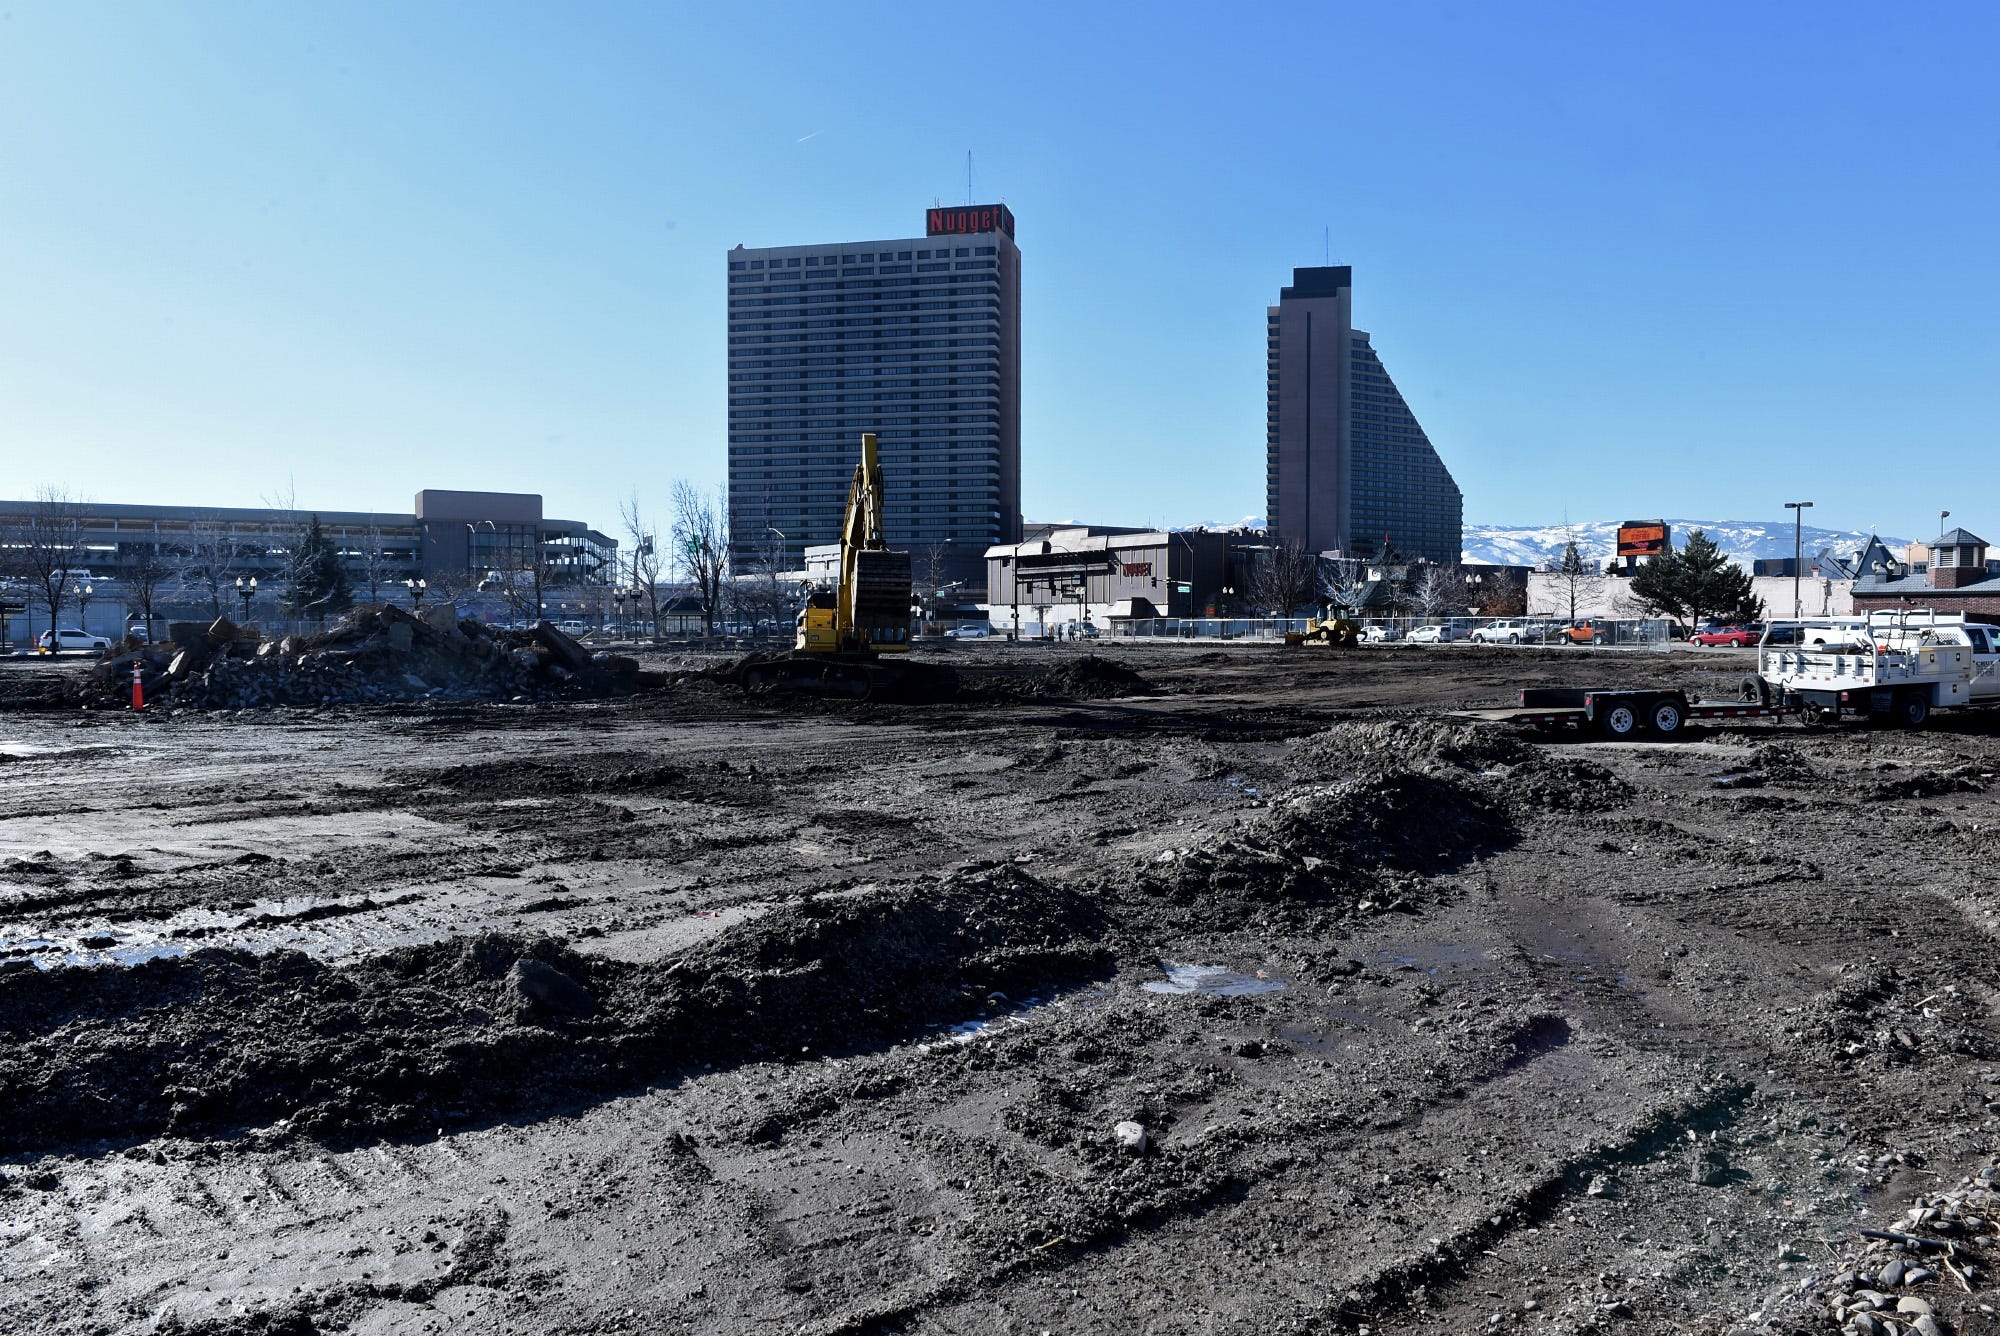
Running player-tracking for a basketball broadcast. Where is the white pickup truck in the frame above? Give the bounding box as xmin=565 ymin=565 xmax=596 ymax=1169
xmin=1753 ymin=611 xmax=2000 ymax=727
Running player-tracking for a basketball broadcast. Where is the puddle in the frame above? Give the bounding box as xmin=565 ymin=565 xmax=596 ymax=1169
xmin=0 ymin=932 xmax=193 ymax=970
xmin=1373 ymin=942 xmax=1497 ymax=975
xmin=1143 ymin=962 xmax=1286 ymax=997
xmin=918 ymin=987 xmax=1080 ymax=1050
xmin=1222 ymin=775 xmax=1264 ymax=799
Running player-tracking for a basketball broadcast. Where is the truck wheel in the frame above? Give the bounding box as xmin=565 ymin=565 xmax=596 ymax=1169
xmin=1897 ymin=690 xmax=1931 ymax=729
xmin=1507 ymin=634 xmax=1520 ymax=645
xmin=1647 ymin=698 xmax=1684 ymax=737
xmin=1598 ymin=703 xmax=1640 ymax=739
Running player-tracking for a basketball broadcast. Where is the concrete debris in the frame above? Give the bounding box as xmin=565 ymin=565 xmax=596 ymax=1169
xmin=84 ymin=606 xmax=662 ymax=710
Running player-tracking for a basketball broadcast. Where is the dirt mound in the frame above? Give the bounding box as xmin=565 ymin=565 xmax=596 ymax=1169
xmin=1867 ymin=765 xmax=1989 ymax=800
xmin=1288 ymin=717 xmax=1535 ymax=780
xmin=1290 ymin=719 xmax=1627 ymax=814
xmin=1131 ymin=770 xmax=1514 ymax=921
xmin=1787 ymin=963 xmax=2000 ymax=1072
xmin=991 ymin=655 xmax=1154 ymax=701
xmin=0 ymin=868 xmax=1109 ymax=1156
xmin=1500 ymin=754 xmax=1634 ymax=813
xmin=402 ymin=751 xmax=761 ymax=802
xmin=1745 ymin=742 xmax=1826 ymax=786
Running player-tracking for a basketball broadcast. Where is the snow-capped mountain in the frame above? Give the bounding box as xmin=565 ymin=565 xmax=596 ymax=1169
xmin=1462 ymin=519 xmax=1908 ymax=571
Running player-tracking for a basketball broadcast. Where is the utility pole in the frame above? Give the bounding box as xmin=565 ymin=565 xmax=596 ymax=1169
xmin=1785 ymin=501 xmax=1813 ymax=619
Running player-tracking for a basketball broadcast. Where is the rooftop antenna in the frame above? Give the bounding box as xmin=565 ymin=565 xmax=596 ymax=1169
xmin=1323 ymin=226 xmax=1330 ymax=265
xmin=967 ymin=150 xmax=974 ymax=204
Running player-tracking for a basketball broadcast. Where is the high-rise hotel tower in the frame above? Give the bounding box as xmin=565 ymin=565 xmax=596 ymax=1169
xmin=725 ymin=205 xmax=1022 ymax=572
xmin=1266 ymin=266 xmax=1461 ymax=563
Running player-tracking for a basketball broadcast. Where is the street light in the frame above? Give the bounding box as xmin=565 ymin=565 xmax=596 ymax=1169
xmin=234 ymin=575 xmax=257 ymax=623
xmin=405 ymin=578 xmax=427 ymax=610
xmin=1784 ymin=501 xmax=1813 ymax=620
xmin=77 ymin=582 xmax=93 ymax=637
xmin=613 ymin=589 xmax=627 ymax=638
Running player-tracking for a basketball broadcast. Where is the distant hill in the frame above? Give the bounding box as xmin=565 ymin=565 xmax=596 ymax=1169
xmin=1462 ymin=519 xmax=1907 ymax=571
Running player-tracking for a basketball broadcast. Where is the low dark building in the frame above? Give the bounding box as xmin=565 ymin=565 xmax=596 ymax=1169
xmin=1850 ymin=529 xmax=2000 ymax=618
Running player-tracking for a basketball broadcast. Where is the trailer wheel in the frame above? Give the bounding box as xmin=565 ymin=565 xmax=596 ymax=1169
xmin=1647 ymin=698 xmax=1684 ymax=738
xmin=1896 ymin=690 xmax=1931 ymax=730
xmin=1598 ymin=703 xmax=1640 ymax=739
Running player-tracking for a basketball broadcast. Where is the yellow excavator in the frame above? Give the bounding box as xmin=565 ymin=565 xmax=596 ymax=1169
xmin=736 ymin=433 xmax=954 ymax=700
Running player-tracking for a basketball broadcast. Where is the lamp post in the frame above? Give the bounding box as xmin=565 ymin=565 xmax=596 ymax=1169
xmin=405 ymin=577 xmax=426 ymax=611
xmin=613 ymin=590 xmax=627 ymax=639
xmin=234 ymin=575 xmax=256 ymax=623
xmin=631 ymin=586 xmax=647 ymax=641
xmin=77 ymin=582 xmax=93 ymax=637
xmin=1784 ymin=502 xmax=1813 ymax=620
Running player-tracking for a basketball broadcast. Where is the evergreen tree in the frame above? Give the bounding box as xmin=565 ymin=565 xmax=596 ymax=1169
xmin=1629 ymin=529 xmax=1762 ymax=628
xmin=285 ymin=515 xmax=354 ymax=623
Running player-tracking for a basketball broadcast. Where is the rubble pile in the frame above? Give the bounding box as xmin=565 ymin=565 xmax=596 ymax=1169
xmin=82 ymin=607 xmax=659 ymax=710
xmin=1772 ymin=1157 xmax=2000 ymax=1334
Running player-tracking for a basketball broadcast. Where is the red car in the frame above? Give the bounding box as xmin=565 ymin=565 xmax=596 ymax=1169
xmin=1689 ymin=624 xmax=1756 ymax=647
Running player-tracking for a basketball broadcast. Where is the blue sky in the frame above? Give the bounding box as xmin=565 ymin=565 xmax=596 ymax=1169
xmin=2 ymin=1 xmax=1995 ymax=545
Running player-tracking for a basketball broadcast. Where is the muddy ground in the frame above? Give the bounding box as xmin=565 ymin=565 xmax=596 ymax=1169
xmin=3 ymin=641 xmax=1999 ymax=1336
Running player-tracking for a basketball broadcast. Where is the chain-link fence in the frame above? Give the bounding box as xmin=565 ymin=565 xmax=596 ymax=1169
xmin=1106 ymin=615 xmax=1684 ymax=645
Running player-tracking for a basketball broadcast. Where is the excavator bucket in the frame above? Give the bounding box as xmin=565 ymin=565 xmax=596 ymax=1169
xmin=851 ymin=548 xmax=913 ymax=651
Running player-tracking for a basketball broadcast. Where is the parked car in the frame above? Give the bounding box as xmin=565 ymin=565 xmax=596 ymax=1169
xmin=37 ymin=628 xmax=113 ymax=653
xmin=1689 ymin=623 xmax=1756 ymax=647
xmin=1360 ymin=624 xmax=1400 ymax=643
xmin=1469 ymin=618 xmax=1534 ymax=644
xmin=944 ymin=624 xmax=992 ymax=639
xmin=1407 ymin=624 xmax=1454 ymax=644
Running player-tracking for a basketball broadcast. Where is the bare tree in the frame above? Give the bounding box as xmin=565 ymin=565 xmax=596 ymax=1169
xmin=15 ymin=487 xmax=87 ymax=647
xmin=670 ymin=481 xmax=727 ymax=636
xmin=357 ymin=527 xmax=393 ymax=606
xmin=1316 ymin=555 xmax=1365 ymax=614
xmin=1408 ymin=562 xmax=1467 ymax=622
xmin=180 ymin=517 xmax=238 ymax=620
xmin=1247 ymin=539 xmax=1319 ymax=618
xmin=1542 ymin=524 xmax=1606 ymax=623
xmin=124 ymin=538 xmax=174 ymax=641
xmin=619 ymin=493 xmax=663 ymax=640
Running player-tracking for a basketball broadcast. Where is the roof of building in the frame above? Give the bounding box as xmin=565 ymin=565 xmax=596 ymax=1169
xmin=1937 ymin=528 xmax=1989 ymax=548
xmin=986 ymin=530 xmax=1172 ymax=559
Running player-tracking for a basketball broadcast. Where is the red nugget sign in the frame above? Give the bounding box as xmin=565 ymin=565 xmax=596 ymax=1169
xmin=926 ymin=204 xmax=1015 ymax=239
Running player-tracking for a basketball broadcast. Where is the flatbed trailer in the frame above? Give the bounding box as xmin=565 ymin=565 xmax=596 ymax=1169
xmin=1454 ymin=686 xmax=1788 ymax=739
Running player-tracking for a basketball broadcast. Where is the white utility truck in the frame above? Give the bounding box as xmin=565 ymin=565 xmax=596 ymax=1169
xmin=1750 ymin=610 xmax=2000 ymax=727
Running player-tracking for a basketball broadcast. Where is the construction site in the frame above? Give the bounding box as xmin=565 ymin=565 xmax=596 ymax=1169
xmin=3 ymin=633 xmax=1999 ymax=1336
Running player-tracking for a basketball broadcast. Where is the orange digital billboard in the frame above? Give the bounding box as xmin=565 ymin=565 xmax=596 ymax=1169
xmin=1616 ymin=521 xmax=1670 ymax=558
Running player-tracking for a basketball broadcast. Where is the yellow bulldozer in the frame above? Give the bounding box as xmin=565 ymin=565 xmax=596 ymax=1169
xmin=1283 ymin=606 xmax=1361 ymax=650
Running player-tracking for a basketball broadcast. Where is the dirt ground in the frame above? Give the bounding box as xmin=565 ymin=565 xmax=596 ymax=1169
xmin=3 ymin=641 xmax=1999 ymax=1336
